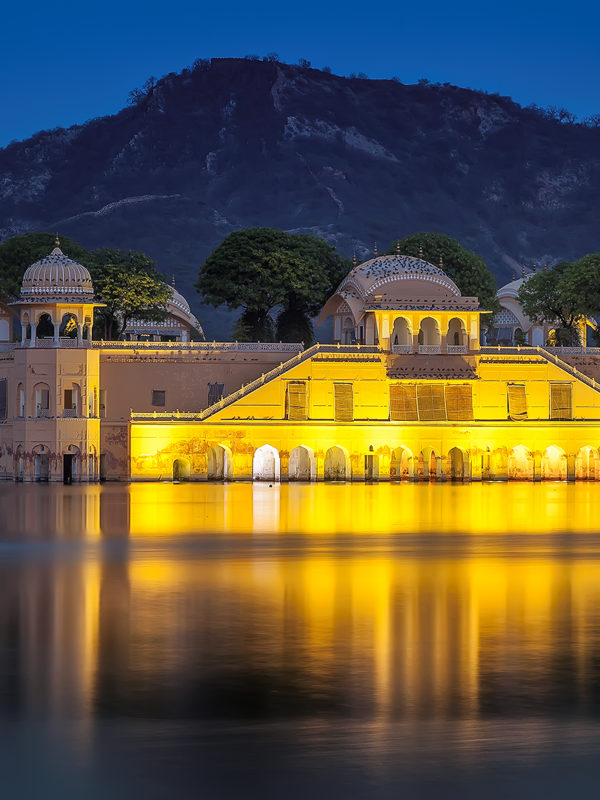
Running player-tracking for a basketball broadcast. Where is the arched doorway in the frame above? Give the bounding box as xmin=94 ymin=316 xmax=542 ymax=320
xmin=447 ymin=318 xmax=467 ymax=347
xmin=391 ymin=317 xmax=411 ymax=347
xmin=324 ymin=446 xmax=350 ymax=481
xmin=342 ymin=317 xmax=354 ymax=345
xmin=207 ymin=444 xmax=232 ymax=481
xmin=173 ymin=458 xmax=191 ymax=482
xmin=253 ymin=445 xmax=280 ymax=482
xmin=60 ymin=313 xmax=78 ymax=338
xmin=508 ymin=445 xmax=533 ymax=480
xmin=448 ymin=447 xmax=468 ymax=480
xmin=576 ymin=446 xmax=598 ymax=480
xmin=418 ymin=317 xmax=441 ymax=348
xmin=35 ymin=313 xmax=53 ymax=340
xmin=288 ymin=446 xmax=315 ymax=481
xmin=33 ymin=447 xmax=49 ymax=482
xmin=390 ymin=446 xmax=414 ymax=481
xmin=88 ymin=446 xmax=96 ymax=481
xmin=542 ymin=446 xmax=567 ymax=480
xmin=420 ymin=447 xmax=441 ymax=481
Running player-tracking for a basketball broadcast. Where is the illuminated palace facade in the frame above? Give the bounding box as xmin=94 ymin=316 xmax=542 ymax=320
xmin=3 ymin=245 xmax=600 ymax=483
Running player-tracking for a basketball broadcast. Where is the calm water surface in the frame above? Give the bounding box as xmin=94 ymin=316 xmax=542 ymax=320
xmin=1 ymin=481 xmax=600 ymax=798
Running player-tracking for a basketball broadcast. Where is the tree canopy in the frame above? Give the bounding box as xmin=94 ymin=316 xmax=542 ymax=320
xmin=518 ymin=255 xmax=600 ymax=345
xmin=0 ymin=233 xmax=171 ymax=340
xmin=196 ymin=228 xmax=349 ymax=343
xmin=385 ymin=232 xmax=499 ymax=317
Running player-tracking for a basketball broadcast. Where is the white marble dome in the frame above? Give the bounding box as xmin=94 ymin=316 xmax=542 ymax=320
xmin=20 ymin=246 xmax=95 ymax=302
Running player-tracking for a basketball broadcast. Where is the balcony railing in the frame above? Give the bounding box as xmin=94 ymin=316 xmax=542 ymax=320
xmin=447 ymin=345 xmax=467 ymax=354
xmin=35 ymin=408 xmax=50 ymax=418
xmin=63 ymin=408 xmax=78 ymax=418
xmin=391 ymin=344 xmax=413 ymax=354
xmin=418 ymin=344 xmax=441 ymax=355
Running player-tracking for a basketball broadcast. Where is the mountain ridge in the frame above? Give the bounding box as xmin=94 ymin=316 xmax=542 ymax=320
xmin=1 ymin=57 xmax=600 ymax=338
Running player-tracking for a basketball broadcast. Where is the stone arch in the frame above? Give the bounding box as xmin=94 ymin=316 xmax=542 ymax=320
xmin=447 ymin=317 xmax=467 ymax=347
xmin=172 ymin=457 xmax=191 ymax=482
xmin=342 ymin=316 xmax=354 ymax=345
xmin=14 ymin=446 xmax=25 ymax=481
xmin=391 ymin=317 xmax=412 ymax=346
xmin=63 ymin=382 xmax=81 ymax=416
xmin=365 ymin=314 xmax=377 ymax=345
xmin=575 ymin=446 xmax=599 ymax=480
xmin=448 ymin=446 xmax=469 ymax=480
xmin=88 ymin=387 xmax=96 ymax=417
xmin=64 ymin=444 xmax=81 ymax=483
xmin=420 ymin=446 xmax=442 ymax=481
xmin=253 ymin=445 xmax=280 ymax=482
xmin=542 ymin=446 xmax=567 ymax=481
xmin=0 ymin=318 xmax=9 ymax=342
xmin=508 ymin=445 xmax=534 ymax=480
xmin=88 ymin=445 xmax=97 ymax=481
xmin=60 ymin=312 xmax=78 ymax=338
xmin=288 ymin=445 xmax=316 ymax=481
xmin=207 ymin=444 xmax=233 ymax=481
xmin=418 ymin=317 xmax=440 ymax=346
xmin=35 ymin=312 xmax=53 ymax=339
xmin=33 ymin=382 xmax=51 ymax=418
xmin=33 ymin=444 xmax=50 ymax=482
xmin=324 ymin=445 xmax=351 ymax=481
xmin=390 ymin=446 xmax=414 ymax=481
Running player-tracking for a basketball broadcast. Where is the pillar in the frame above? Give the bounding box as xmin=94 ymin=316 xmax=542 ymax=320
xmin=28 ymin=321 xmax=36 ymax=347
xmin=77 ymin=324 xmax=83 ymax=346
xmin=53 ymin=321 xmax=60 ymax=347
xmin=567 ymin=454 xmax=576 ymax=482
xmin=533 ymin=453 xmax=541 ymax=482
xmin=21 ymin=322 xmax=27 ymax=346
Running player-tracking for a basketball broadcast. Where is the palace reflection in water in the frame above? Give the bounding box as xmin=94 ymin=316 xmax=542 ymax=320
xmin=2 ymin=482 xmax=600 ymax=796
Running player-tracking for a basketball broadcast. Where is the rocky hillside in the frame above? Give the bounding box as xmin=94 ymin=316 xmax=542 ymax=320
xmin=1 ymin=57 xmax=600 ymax=338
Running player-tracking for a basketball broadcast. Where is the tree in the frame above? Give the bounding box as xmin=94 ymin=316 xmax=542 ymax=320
xmin=86 ymin=249 xmax=171 ymax=339
xmin=385 ymin=232 xmax=499 ymax=318
xmin=0 ymin=232 xmax=89 ymax=302
xmin=196 ymin=228 xmax=349 ymax=343
xmin=517 ymin=261 xmax=584 ymax=345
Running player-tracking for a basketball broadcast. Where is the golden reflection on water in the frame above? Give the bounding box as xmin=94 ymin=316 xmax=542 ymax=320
xmin=1 ymin=481 xmax=600 ymax=734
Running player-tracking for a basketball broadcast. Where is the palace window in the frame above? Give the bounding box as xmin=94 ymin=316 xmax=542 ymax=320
xmin=390 ymin=384 xmax=418 ymax=421
xmin=286 ymin=382 xmax=307 ymax=421
xmin=0 ymin=379 xmax=6 ymax=420
xmin=550 ymin=383 xmax=572 ymax=420
xmin=445 ymin=385 xmax=474 ymax=421
xmin=334 ymin=383 xmax=353 ymax=421
xmin=417 ymin=384 xmax=446 ymax=421
xmin=99 ymin=389 xmax=106 ymax=419
xmin=507 ymin=384 xmax=527 ymax=420
xmin=152 ymin=390 xmax=166 ymax=407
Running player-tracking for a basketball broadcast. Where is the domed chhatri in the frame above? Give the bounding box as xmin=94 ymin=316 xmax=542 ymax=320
xmin=20 ymin=246 xmax=95 ymax=302
xmin=319 ymin=253 xmax=482 ymax=352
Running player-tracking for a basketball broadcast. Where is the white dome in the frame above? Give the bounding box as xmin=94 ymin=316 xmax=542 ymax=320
xmin=20 ymin=246 xmax=95 ymax=302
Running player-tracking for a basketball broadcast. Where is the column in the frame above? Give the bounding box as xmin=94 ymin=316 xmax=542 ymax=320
xmin=77 ymin=324 xmax=83 ymax=346
xmin=21 ymin=322 xmax=27 ymax=346
xmin=567 ymin=454 xmax=576 ymax=483
xmin=28 ymin=322 xmax=36 ymax=347
xmin=53 ymin=321 xmax=60 ymax=347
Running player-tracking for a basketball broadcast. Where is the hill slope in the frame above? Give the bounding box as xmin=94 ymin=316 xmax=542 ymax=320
xmin=1 ymin=57 xmax=600 ymax=337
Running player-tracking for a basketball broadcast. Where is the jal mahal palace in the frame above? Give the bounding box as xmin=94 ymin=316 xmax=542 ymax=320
xmin=2 ymin=243 xmax=600 ymax=484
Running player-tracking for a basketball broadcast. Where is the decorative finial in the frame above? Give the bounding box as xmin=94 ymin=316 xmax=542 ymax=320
xmin=55 ymin=233 xmax=60 ymax=247
xmin=395 ymin=240 xmax=401 ymax=256
xmin=352 ymin=252 xmax=357 ymax=268
xmin=532 ymin=262 xmax=537 ymax=273
xmin=439 ymin=254 xmax=444 ymax=270
xmin=512 ymin=269 xmax=516 ymax=281
xmin=418 ymin=243 xmax=423 ymax=259
xmin=373 ymin=242 xmax=378 ymax=258
xmin=171 ymin=274 xmax=176 ymax=288
xmin=521 ymin=264 xmax=525 ymax=278
xmin=544 ymin=263 xmax=548 ymax=271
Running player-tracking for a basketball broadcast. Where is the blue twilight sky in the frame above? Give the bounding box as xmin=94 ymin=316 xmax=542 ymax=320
xmin=1 ymin=0 xmax=599 ymax=147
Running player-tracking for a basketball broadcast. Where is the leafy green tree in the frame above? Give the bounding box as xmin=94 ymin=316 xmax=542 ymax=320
xmin=86 ymin=249 xmax=171 ymax=339
xmin=517 ymin=261 xmax=584 ymax=345
xmin=196 ymin=228 xmax=349 ymax=343
xmin=0 ymin=232 xmax=88 ymax=301
xmin=386 ymin=232 xmax=500 ymax=318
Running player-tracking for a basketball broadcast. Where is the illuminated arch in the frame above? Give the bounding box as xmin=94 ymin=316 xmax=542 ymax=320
xmin=253 ymin=445 xmax=280 ymax=482
xmin=390 ymin=446 xmax=414 ymax=481
xmin=448 ymin=446 xmax=469 ymax=480
xmin=324 ymin=445 xmax=351 ymax=481
xmin=541 ymin=446 xmax=567 ymax=481
xmin=420 ymin=446 xmax=442 ymax=481
xmin=576 ymin=446 xmax=599 ymax=481
xmin=288 ymin=445 xmax=316 ymax=481
xmin=391 ymin=317 xmax=412 ymax=346
xmin=508 ymin=445 xmax=534 ymax=481
xmin=172 ymin=457 xmax=191 ymax=482
xmin=207 ymin=444 xmax=233 ymax=481
xmin=418 ymin=317 xmax=440 ymax=346
xmin=447 ymin=317 xmax=467 ymax=347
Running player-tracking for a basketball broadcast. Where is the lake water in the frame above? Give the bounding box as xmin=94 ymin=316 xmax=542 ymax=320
xmin=1 ymin=481 xmax=600 ymax=798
